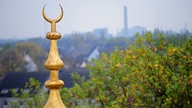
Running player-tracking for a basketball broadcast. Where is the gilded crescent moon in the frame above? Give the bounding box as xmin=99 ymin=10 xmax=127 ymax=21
xmin=42 ymin=4 xmax=63 ymax=23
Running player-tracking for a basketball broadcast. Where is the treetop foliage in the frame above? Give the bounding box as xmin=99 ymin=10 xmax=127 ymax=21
xmin=61 ymin=32 xmax=192 ymax=107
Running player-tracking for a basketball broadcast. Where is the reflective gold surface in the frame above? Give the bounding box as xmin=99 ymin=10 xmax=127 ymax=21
xmin=42 ymin=4 xmax=66 ymax=108
xmin=42 ymin=4 xmax=63 ymax=32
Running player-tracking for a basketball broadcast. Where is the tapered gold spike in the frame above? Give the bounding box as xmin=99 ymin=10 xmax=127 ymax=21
xmin=42 ymin=4 xmax=66 ymax=108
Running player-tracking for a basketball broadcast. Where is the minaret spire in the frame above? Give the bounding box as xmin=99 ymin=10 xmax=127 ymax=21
xmin=42 ymin=4 xmax=66 ymax=108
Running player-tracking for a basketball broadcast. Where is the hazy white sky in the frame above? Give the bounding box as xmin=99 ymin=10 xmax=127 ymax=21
xmin=0 ymin=0 xmax=192 ymax=39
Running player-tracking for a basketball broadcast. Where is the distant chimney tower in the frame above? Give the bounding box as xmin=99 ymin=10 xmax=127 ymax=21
xmin=124 ymin=6 xmax=128 ymax=37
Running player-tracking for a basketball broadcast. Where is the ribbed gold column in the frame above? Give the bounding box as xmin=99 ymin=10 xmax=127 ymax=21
xmin=42 ymin=4 xmax=66 ymax=108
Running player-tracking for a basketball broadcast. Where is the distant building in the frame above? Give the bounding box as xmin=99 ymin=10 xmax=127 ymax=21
xmin=74 ymin=46 xmax=100 ymax=68
xmin=87 ymin=47 xmax=100 ymax=62
xmin=24 ymin=54 xmax=38 ymax=72
xmin=92 ymin=28 xmax=111 ymax=39
xmin=117 ymin=6 xmax=129 ymax=37
xmin=117 ymin=6 xmax=146 ymax=37
xmin=123 ymin=6 xmax=128 ymax=37
xmin=127 ymin=26 xmax=146 ymax=36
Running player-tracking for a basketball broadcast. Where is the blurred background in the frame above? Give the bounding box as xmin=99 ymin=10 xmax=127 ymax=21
xmin=0 ymin=0 xmax=192 ymax=107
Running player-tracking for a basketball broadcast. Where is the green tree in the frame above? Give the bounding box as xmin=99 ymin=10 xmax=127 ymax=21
xmin=16 ymin=42 xmax=47 ymax=71
xmin=0 ymin=48 xmax=25 ymax=74
xmin=61 ymin=32 xmax=192 ymax=107
xmin=10 ymin=78 xmax=47 ymax=108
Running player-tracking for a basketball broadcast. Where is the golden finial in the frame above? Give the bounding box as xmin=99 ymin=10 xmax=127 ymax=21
xmin=42 ymin=4 xmax=63 ymax=32
xmin=42 ymin=4 xmax=66 ymax=108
